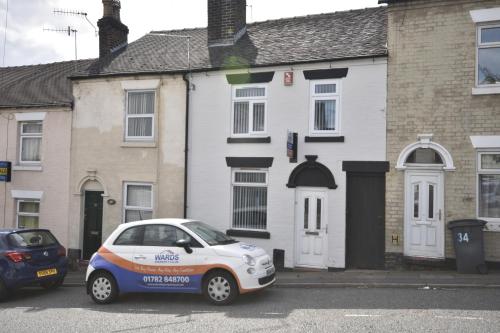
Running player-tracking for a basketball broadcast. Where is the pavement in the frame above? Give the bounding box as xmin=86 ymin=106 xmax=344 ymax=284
xmin=66 ymin=268 xmax=500 ymax=289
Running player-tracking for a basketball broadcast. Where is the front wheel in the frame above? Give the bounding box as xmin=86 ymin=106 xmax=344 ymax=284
xmin=89 ymin=272 xmax=118 ymax=304
xmin=203 ymin=270 xmax=238 ymax=305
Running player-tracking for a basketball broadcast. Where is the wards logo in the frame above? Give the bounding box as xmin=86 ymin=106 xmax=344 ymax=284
xmin=154 ymin=250 xmax=180 ymax=264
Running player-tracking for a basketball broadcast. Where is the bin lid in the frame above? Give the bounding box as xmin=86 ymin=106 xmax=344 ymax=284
xmin=447 ymin=219 xmax=487 ymax=229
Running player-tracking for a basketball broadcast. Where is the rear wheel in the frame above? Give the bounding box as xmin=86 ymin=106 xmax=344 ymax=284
xmin=203 ymin=270 xmax=238 ymax=305
xmin=89 ymin=272 xmax=118 ymax=304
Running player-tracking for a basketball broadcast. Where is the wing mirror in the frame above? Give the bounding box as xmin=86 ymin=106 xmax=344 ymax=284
xmin=175 ymin=239 xmax=193 ymax=254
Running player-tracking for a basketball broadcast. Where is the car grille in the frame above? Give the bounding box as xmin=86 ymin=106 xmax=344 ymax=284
xmin=258 ymin=273 xmax=275 ymax=285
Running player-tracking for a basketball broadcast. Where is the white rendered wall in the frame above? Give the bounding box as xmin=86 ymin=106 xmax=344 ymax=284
xmin=187 ymin=58 xmax=387 ymax=268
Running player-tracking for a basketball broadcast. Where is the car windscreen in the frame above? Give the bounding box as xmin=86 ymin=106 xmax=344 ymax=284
xmin=8 ymin=230 xmax=58 ymax=248
xmin=182 ymin=221 xmax=238 ymax=246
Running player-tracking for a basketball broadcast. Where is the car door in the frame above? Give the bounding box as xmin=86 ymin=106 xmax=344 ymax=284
xmin=103 ymin=225 xmax=144 ymax=292
xmin=134 ymin=224 xmax=207 ymax=293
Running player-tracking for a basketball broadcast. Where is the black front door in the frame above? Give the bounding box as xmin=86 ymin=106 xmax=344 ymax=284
xmin=346 ymin=172 xmax=385 ymax=269
xmin=83 ymin=191 xmax=104 ymax=260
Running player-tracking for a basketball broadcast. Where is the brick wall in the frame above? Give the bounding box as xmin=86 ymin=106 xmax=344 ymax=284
xmin=386 ymin=0 xmax=500 ymax=262
xmin=208 ymin=0 xmax=246 ymax=46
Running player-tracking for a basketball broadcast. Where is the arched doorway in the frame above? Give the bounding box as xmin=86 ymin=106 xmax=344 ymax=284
xmin=287 ymin=155 xmax=337 ymax=268
xmin=396 ymin=135 xmax=455 ymax=259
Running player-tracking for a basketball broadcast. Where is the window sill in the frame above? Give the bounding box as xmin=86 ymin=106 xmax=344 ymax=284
xmin=121 ymin=142 xmax=157 ymax=148
xmin=305 ymin=136 xmax=345 ymax=143
xmin=472 ymin=86 xmax=500 ymax=95
xmin=12 ymin=165 xmax=42 ymax=171
xmin=483 ymin=221 xmax=500 ymax=232
xmin=227 ymin=137 xmax=271 ymax=144
xmin=226 ymin=229 xmax=271 ymax=239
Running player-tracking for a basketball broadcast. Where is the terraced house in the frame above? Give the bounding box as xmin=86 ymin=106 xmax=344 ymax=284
xmin=381 ymin=0 xmax=500 ymax=268
xmin=66 ymin=0 xmax=389 ymax=269
xmin=0 ymin=59 xmax=93 ymax=247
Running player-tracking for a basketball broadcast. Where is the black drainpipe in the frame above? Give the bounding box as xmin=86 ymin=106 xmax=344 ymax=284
xmin=182 ymin=74 xmax=190 ymax=218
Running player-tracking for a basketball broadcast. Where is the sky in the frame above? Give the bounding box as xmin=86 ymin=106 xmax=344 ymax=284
xmin=0 ymin=0 xmax=382 ymax=67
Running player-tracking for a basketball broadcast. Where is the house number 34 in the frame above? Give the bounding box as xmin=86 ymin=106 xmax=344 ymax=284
xmin=457 ymin=232 xmax=470 ymax=243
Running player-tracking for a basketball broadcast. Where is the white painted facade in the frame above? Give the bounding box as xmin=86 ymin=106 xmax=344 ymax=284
xmin=187 ymin=58 xmax=387 ymax=269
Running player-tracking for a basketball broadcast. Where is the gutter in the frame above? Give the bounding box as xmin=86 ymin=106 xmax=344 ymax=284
xmin=69 ymin=54 xmax=388 ymax=81
xmin=182 ymin=74 xmax=190 ymax=218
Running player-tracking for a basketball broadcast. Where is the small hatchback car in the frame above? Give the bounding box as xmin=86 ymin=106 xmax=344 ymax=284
xmin=86 ymin=219 xmax=276 ymax=305
xmin=0 ymin=229 xmax=68 ymax=301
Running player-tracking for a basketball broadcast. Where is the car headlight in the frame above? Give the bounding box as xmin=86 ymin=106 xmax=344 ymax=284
xmin=243 ymin=254 xmax=256 ymax=266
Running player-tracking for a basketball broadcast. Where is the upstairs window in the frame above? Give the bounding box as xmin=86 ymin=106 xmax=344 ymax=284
xmin=477 ymin=25 xmax=500 ymax=86
xmin=19 ymin=122 xmax=42 ymax=164
xmin=125 ymin=91 xmax=155 ymax=141
xmin=309 ymin=80 xmax=340 ymax=136
xmin=231 ymin=170 xmax=268 ymax=230
xmin=232 ymin=85 xmax=267 ymax=136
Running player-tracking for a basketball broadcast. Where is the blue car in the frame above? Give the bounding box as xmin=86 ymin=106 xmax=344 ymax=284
xmin=0 ymin=229 xmax=68 ymax=301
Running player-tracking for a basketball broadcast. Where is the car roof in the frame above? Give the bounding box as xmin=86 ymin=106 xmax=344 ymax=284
xmin=116 ymin=218 xmax=197 ymax=230
xmin=0 ymin=228 xmax=52 ymax=235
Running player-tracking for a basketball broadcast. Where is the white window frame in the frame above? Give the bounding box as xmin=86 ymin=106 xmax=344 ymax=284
xmin=16 ymin=199 xmax=40 ymax=229
xmin=125 ymin=90 xmax=156 ymax=142
xmin=309 ymin=79 xmax=341 ymax=136
xmin=230 ymin=169 xmax=268 ymax=231
xmin=476 ymin=151 xmax=500 ymax=226
xmin=19 ymin=121 xmax=43 ymax=165
xmin=476 ymin=23 xmax=500 ymax=88
xmin=123 ymin=182 xmax=154 ymax=223
xmin=231 ymin=84 xmax=268 ymax=137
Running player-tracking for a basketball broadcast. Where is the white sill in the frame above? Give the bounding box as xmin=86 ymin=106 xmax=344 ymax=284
xmin=472 ymin=86 xmax=500 ymax=95
xmin=121 ymin=141 xmax=157 ymax=148
xmin=13 ymin=165 xmax=43 ymax=171
xmin=484 ymin=221 xmax=500 ymax=232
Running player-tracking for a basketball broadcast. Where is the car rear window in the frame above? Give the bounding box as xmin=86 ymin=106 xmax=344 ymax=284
xmin=8 ymin=230 xmax=58 ymax=248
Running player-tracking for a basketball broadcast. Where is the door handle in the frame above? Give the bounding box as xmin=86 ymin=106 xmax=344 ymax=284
xmin=134 ymin=255 xmax=146 ymax=260
xmin=439 ymin=209 xmax=442 ymax=221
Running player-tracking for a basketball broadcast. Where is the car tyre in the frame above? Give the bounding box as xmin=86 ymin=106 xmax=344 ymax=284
xmin=40 ymin=276 xmax=65 ymax=290
xmin=89 ymin=271 xmax=118 ymax=304
xmin=203 ymin=270 xmax=238 ymax=305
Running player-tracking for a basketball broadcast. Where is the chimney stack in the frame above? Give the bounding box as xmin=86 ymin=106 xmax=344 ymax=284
xmin=207 ymin=0 xmax=247 ymax=47
xmin=98 ymin=0 xmax=129 ymax=58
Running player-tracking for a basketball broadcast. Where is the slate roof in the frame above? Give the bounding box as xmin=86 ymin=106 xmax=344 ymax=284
xmin=76 ymin=6 xmax=387 ymax=79
xmin=0 ymin=59 xmax=94 ymax=108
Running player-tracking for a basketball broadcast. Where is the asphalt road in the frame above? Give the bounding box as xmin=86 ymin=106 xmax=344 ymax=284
xmin=0 ymin=286 xmax=499 ymax=333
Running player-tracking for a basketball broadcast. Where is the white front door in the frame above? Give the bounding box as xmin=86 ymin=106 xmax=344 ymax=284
xmin=295 ymin=189 xmax=328 ymax=268
xmin=404 ymin=170 xmax=445 ymax=259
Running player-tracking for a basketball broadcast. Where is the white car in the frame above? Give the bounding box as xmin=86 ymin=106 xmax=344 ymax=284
xmin=85 ymin=219 xmax=276 ymax=305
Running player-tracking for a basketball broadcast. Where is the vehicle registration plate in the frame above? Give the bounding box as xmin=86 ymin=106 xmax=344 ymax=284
xmin=266 ymin=267 xmax=275 ymax=276
xmin=37 ymin=268 xmax=57 ymax=278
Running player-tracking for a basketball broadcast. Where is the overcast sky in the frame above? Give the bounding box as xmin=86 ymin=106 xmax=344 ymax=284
xmin=0 ymin=0 xmax=382 ymax=67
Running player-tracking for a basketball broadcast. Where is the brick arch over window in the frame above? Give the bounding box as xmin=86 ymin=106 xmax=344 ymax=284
xmin=287 ymin=155 xmax=338 ymax=189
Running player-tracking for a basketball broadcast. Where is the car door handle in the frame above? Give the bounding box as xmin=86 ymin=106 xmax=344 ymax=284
xmin=134 ymin=255 xmax=146 ymax=260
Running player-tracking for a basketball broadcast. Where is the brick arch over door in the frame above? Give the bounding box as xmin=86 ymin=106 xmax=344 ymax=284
xmin=287 ymin=155 xmax=337 ymax=189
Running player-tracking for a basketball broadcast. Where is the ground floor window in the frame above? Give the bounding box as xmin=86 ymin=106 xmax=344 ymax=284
xmin=231 ymin=169 xmax=268 ymax=230
xmin=478 ymin=152 xmax=500 ymax=220
xmin=123 ymin=183 xmax=153 ymax=223
xmin=17 ymin=200 xmax=40 ymax=229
